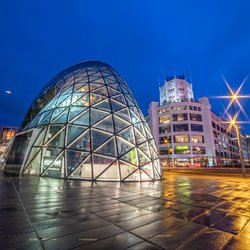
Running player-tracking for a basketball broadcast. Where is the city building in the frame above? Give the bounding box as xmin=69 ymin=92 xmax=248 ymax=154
xmin=147 ymin=75 xmax=249 ymax=168
xmin=3 ymin=61 xmax=161 ymax=181
xmin=0 ymin=126 xmax=18 ymax=161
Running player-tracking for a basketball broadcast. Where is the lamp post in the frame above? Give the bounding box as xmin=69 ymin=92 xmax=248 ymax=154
xmin=230 ymin=116 xmax=246 ymax=177
xmin=214 ymin=76 xmax=249 ymax=177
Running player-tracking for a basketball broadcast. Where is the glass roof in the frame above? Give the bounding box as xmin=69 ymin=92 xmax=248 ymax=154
xmin=22 ymin=61 xmax=161 ymax=181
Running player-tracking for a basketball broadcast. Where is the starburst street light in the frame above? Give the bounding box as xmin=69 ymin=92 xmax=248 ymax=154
xmin=213 ymin=76 xmax=250 ymax=119
xmin=215 ymin=76 xmax=250 ymax=178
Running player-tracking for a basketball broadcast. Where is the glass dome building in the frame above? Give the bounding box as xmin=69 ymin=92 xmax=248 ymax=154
xmin=14 ymin=61 xmax=161 ymax=181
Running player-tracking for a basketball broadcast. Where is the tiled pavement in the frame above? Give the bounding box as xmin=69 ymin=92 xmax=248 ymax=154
xmin=1 ymin=171 xmax=250 ymax=249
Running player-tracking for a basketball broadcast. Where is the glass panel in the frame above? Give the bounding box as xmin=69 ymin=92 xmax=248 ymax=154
xmin=70 ymin=156 xmax=92 ymax=179
xmin=105 ymin=77 xmax=116 ymax=84
xmin=141 ymin=166 xmax=153 ymax=181
xmin=44 ymin=125 xmax=63 ymax=144
xmin=117 ymin=137 xmax=134 ymax=156
xmin=93 ymin=154 xmax=115 ymax=179
xmin=68 ymin=131 xmax=90 ymax=151
xmin=69 ymin=106 xmax=87 ymax=121
xmin=51 ymin=107 xmax=67 ymax=122
xmin=117 ymin=126 xmax=135 ymax=145
xmin=113 ymin=115 xmax=130 ymax=133
xmin=43 ymin=98 xmax=57 ymax=112
xmin=134 ymin=128 xmax=147 ymax=145
xmin=111 ymin=100 xmax=125 ymax=112
xmin=47 ymin=129 xmax=65 ymax=148
xmin=90 ymin=94 xmax=106 ymax=105
xmin=121 ymin=85 xmax=129 ymax=94
xmin=66 ymin=150 xmax=88 ymax=174
xmin=67 ymin=125 xmax=87 ymax=145
xmin=42 ymin=148 xmax=63 ymax=171
xmin=34 ymin=128 xmax=47 ymax=146
xmin=53 ymin=108 xmax=69 ymax=124
xmin=91 ymin=129 xmax=112 ymax=150
xmin=93 ymin=116 xmax=114 ymax=133
xmin=60 ymin=86 xmax=73 ymax=95
xmin=121 ymin=148 xmax=138 ymax=165
xmin=23 ymin=150 xmax=41 ymax=175
xmin=119 ymin=160 xmax=135 ymax=180
xmin=91 ymin=109 xmax=110 ymax=125
xmin=43 ymin=154 xmax=64 ymax=178
xmin=96 ymin=161 xmax=119 ymax=180
xmin=39 ymin=111 xmax=53 ymax=125
xmin=115 ymin=108 xmax=130 ymax=120
xmin=25 ymin=147 xmax=41 ymax=167
xmin=108 ymin=87 xmax=120 ymax=96
xmin=56 ymin=94 xmax=71 ymax=106
xmin=111 ymin=94 xmax=126 ymax=105
xmin=138 ymin=149 xmax=151 ymax=165
xmin=72 ymin=93 xmax=89 ymax=107
xmin=108 ymin=83 xmax=121 ymax=91
xmin=95 ymin=138 xmax=117 ymax=157
xmin=139 ymin=141 xmax=150 ymax=157
xmin=93 ymin=99 xmax=111 ymax=112
xmin=74 ymin=83 xmax=89 ymax=93
xmin=72 ymin=111 xmax=89 ymax=126
xmin=92 ymin=86 xmax=108 ymax=96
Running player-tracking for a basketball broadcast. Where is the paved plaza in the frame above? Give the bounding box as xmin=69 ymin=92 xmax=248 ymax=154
xmin=0 ymin=170 xmax=250 ymax=250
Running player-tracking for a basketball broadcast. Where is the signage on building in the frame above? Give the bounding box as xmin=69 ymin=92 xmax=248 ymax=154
xmin=43 ymin=156 xmax=62 ymax=177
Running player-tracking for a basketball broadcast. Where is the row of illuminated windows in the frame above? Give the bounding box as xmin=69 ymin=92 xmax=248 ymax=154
xmin=213 ymin=131 xmax=238 ymax=147
xmin=159 ymin=135 xmax=204 ymax=144
xmin=159 ymin=146 xmax=206 ymax=155
xmin=159 ymin=123 xmax=203 ymax=132
xmin=158 ymin=105 xmax=201 ymax=114
xmin=159 ymin=113 xmax=202 ymax=123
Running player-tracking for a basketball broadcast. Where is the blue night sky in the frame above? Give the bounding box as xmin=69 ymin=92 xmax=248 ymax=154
xmin=0 ymin=0 xmax=250 ymax=131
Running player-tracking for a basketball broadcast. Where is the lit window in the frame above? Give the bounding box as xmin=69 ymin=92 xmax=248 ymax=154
xmin=174 ymin=135 xmax=189 ymax=143
xmin=190 ymin=114 xmax=202 ymax=121
xmin=159 ymin=115 xmax=171 ymax=124
xmin=173 ymin=113 xmax=188 ymax=121
xmin=191 ymin=135 xmax=204 ymax=143
xmin=193 ymin=146 xmax=206 ymax=154
xmin=174 ymin=145 xmax=190 ymax=154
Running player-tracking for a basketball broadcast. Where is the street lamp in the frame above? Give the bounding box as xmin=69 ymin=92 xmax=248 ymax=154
xmin=221 ymin=77 xmax=249 ymax=178
xmin=229 ymin=116 xmax=246 ymax=177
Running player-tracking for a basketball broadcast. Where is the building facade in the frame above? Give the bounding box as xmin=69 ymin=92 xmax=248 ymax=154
xmin=147 ymin=75 xmax=248 ymax=168
xmin=0 ymin=126 xmax=18 ymax=161
xmin=4 ymin=61 xmax=161 ymax=181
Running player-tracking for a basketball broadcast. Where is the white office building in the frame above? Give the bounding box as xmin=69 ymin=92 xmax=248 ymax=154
xmin=147 ymin=75 xmax=248 ymax=167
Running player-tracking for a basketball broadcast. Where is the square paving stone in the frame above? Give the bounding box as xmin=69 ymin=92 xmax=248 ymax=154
xmin=131 ymin=217 xmax=186 ymax=239
xmin=115 ymin=213 xmax=164 ymax=230
xmin=126 ymin=241 xmax=162 ymax=250
xmin=191 ymin=209 xmax=227 ymax=227
xmin=223 ymin=236 xmax=250 ymax=250
xmin=149 ymin=221 xmax=205 ymax=249
xmin=43 ymin=224 xmax=123 ymax=250
xmin=74 ymin=232 xmax=142 ymax=250
xmin=178 ymin=228 xmax=233 ymax=250
xmin=212 ymin=213 xmax=249 ymax=234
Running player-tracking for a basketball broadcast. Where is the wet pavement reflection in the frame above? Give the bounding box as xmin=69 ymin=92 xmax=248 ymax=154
xmin=0 ymin=170 xmax=250 ymax=249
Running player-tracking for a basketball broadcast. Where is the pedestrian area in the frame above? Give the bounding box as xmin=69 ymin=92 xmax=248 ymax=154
xmin=0 ymin=171 xmax=250 ymax=249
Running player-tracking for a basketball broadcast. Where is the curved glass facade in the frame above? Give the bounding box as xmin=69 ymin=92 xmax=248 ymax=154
xmin=21 ymin=61 xmax=161 ymax=181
